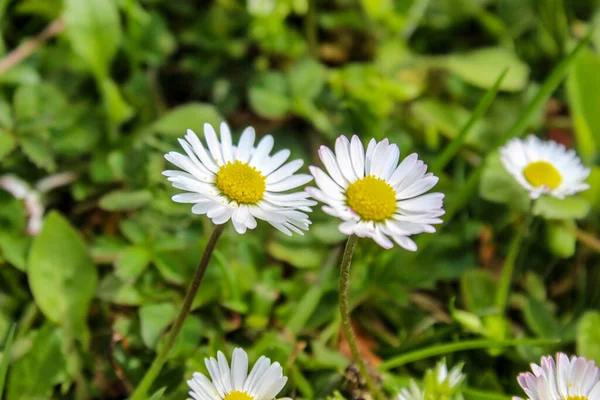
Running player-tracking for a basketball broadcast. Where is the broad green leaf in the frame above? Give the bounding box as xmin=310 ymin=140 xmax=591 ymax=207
xmin=152 ymin=103 xmax=223 ymax=136
xmin=115 ymin=246 xmax=151 ymax=282
xmin=522 ymin=298 xmax=558 ymax=338
xmin=0 ymin=130 xmax=15 ymax=159
xmin=248 ymin=72 xmax=291 ymax=119
xmin=267 ymin=241 xmax=325 ymax=269
xmin=20 ymin=136 xmax=56 ymax=172
xmin=287 ymin=58 xmax=326 ymax=100
xmin=6 ymin=325 xmax=66 ymax=400
xmin=577 ymin=311 xmax=600 ymax=362
xmin=444 ymin=47 xmax=530 ymax=92
xmin=532 ymin=195 xmax=591 ymax=220
xmin=479 ymin=152 xmax=531 ymax=211
xmin=546 ymin=221 xmax=576 ymax=258
xmin=139 ymin=302 xmax=176 ymax=349
xmin=63 ymin=0 xmax=122 ymax=77
xmin=96 ymin=275 xmax=144 ymax=306
xmin=99 ymin=189 xmax=152 ymax=211
xmin=460 ymin=270 xmax=496 ymax=313
xmin=27 ymin=212 xmax=98 ymax=336
xmin=0 ymin=324 xmax=16 ymax=397
xmin=566 ymin=48 xmax=600 ymax=163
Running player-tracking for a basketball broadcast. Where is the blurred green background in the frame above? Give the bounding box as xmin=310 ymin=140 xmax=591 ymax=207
xmin=0 ymin=0 xmax=599 ymax=399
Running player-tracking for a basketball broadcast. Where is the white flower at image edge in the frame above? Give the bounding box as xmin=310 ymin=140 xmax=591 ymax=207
xmin=187 ymin=348 xmax=291 ymax=400
xmin=514 ymin=353 xmax=600 ymax=400
xmin=396 ymin=381 xmax=424 ymax=400
xmin=500 ymin=135 xmax=590 ymax=199
xmin=307 ymin=135 xmax=445 ymax=250
xmin=163 ymin=123 xmax=316 ymax=235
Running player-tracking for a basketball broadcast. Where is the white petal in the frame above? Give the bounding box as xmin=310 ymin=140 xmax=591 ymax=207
xmin=204 ymin=123 xmax=224 ymax=166
xmin=267 ymin=174 xmax=312 ymax=192
xmin=350 ymin=135 xmax=365 ymax=179
xmin=250 ymin=135 xmax=274 ymax=168
xmin=260 ymin=149 xmax=290 ymax=175
xmin=219 ymin=122 xmax=234 ymax=164
xmin=335 ymin=136 xmax=358 ymax=182
xmin=318 ymin=145 xmax=347 ymax=187
xmin=236 ymin=127 xmax=256 ymax=163
xmin=266 ymin=159 xmax=304 ymax=184
xmin=186 ymin=129 xmax=219 ymax=173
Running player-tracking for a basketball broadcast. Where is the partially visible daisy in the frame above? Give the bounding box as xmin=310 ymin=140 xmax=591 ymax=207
xmin=500 ymin=135 xmax=590 ymax=199
xmin=397 ymin=381 xmax=423 ymax=400
xmin=306 ymin=135 xmax=444 ymax=250
xmin=187 ymin=348 xmax=291 ymax=400
xmin=396 ymin=360 xmax=465 ymax=400
xmin=514 ymin=353 xmax=600 ymax=400
xmin=163 ymin=122 xmax=316 ymax=235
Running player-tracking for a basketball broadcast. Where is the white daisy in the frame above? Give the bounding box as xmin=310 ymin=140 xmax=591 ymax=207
xmin=500 ymin=135 xmax=590 ymax=199
xmin=397 ymin=381 xmax=424 ymax=400
xmin=514 ymin=353 xmax=600 ymax=400
xmin=163 ymin=122 xmax=316 ymax=235
xmin=306 ymin=135 xmax=444 ymax=250
xmin=187 ymin=348 xmax=290 ymax=400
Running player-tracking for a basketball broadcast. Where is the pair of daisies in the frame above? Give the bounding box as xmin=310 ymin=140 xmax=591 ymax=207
xmin=187 ymin=348 xmax=600 ymax=400
xmin=164 ymin=122 xmax=590 ymax=251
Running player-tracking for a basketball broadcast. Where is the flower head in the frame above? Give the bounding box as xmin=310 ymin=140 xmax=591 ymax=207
xmin=307 ymin=135 xmax=444 ymax=250
xmin=187 ymin=348 xmax=290 ymax=400
xmin=500 ymin=135 xmax=590 ymax=199
xmin=514 ymin=353 xmax=600 ymax=400
xmin=163 ymin=123 xmax=316 ymax=235
xmin=396 ymin=359 xmax=465 ymax=400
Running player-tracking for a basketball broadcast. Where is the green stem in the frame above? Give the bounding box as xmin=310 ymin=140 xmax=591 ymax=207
xmin=305 ymin=0 xmax=318 ymax=58
xmin=495 ymin=218 xmax=529 ymax=313
xmin=379 ymin=338 xmax=559 ymax=371
xmin=339 ymin=235 xmax=385 ymax=400
xmin=130 ymin=224 xmax=225 ymax=400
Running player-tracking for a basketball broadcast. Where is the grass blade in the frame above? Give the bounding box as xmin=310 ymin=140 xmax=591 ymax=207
xmin=379 ymin=337 xmax=559 ymax=371
xmin=431 ymin=67 xmax=509 ymax=174
xmin=0 ymin=323 xmax=16 ymax=396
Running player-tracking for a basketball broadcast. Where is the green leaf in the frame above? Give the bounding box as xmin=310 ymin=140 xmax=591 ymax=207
xmin=98 ymin=78 xmax=135 ymax=125
xmin=444 ymin=47 xmax=530 ymax=92
xmin=287 ymin=58 xmax=326 ymax=100
xmin=566 ymin=47 xmax=600 ymax=163
xmin=99 ymin=189 xmax=152 ymax=211
xmin=27 ymin=212 xmax=98 ymax=336
xmin=0 ymin=130 xmax=16 ymax=159
xmin=152 ymin=102 xmax=224 ymax=136
xmin=248 ymin=72 xmax=291 ymax=119
xmin=479 ymin=152 xmax=531 ymax=211
xmin=545 ymin=221 xmax=576 ymax=258
xmin=267 ymin=241 xmax=325 ymax=269
xmin=532 ymin=195 xmax=591 ymax=220
xmin=581 ymin=166 xmax=600 ymax=206
xmin=577 ymin=311 xmax=600 ymax=362
xmin=20 ymin=136 xmax=56 ymax=172
xmin=460 ymin=270 xmax=496 ymax=313
xmin=148 ymin=388 xmax=166 ymax=400
xmin=139 ymin=302 xmax=176 ymax=349
xmin=63 ymin=0 xmax=122 ymax=77
xmin=522 ymin=298 xmax=558 ymax=338
xmin=0 ymin=324 xmax=16 ymax=397
xmin=96 ymin=275 xmax=144 ymax=306
xmin=115 ymin=246 xmax=151 ymax=283
xmin=6 ymin=325 xmax=66 ymax=400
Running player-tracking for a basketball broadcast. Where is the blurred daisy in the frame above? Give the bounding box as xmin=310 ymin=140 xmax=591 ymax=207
xmin=307 ymin=135 xmax=444 ymax=250
xmin=187 ymin=348 xmax=290 ymax=400
xmin=164 ymin=123 xmax=316 ymax=235
xmin=397 ymin=381 xmax=423 ymax=400
xmin=396 ymin=359 xmax=464 ymax=400
xmin=514 ymin=353 xmax=600 ymax=400
xmin=500 ymin=135 xmax=590 ymax=199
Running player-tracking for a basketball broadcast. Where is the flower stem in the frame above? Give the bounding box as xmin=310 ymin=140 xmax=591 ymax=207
xmin=339 ymin=235 xmax=385 ymax=400
xmin=495 ymin=217 xmax=529 ymax=313
xmin=130 ymin=223 xmax=225 ymax=400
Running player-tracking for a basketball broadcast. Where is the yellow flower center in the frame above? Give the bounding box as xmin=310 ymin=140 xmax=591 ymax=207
xmin=224 ymin=391 xmax=254 ymax=400
xmin=345 ymin=175 xmax=396 ymax=221
xmin=216 ymin=161 xmax=266 ymax=204
xmin=566 ymin=397 xmax=588 ymax=400
xmin=523 ymin=161 xmax=562 ymax=189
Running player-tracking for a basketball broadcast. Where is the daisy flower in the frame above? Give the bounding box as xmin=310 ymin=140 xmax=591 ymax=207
xmin=163 ymin=123 xmax=316 ymax=235
xmin=500 ymin=135 xmax=590 ymax=199
xmin=187 ymin=348 xmax=290 ymax=400
xmin=514 ymin=353 xmax=600 ymax=400
xmin=396 ymin=360 xmax=464 ymax=400
xmin=306 ymin=135 xmax=444 ymax=250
